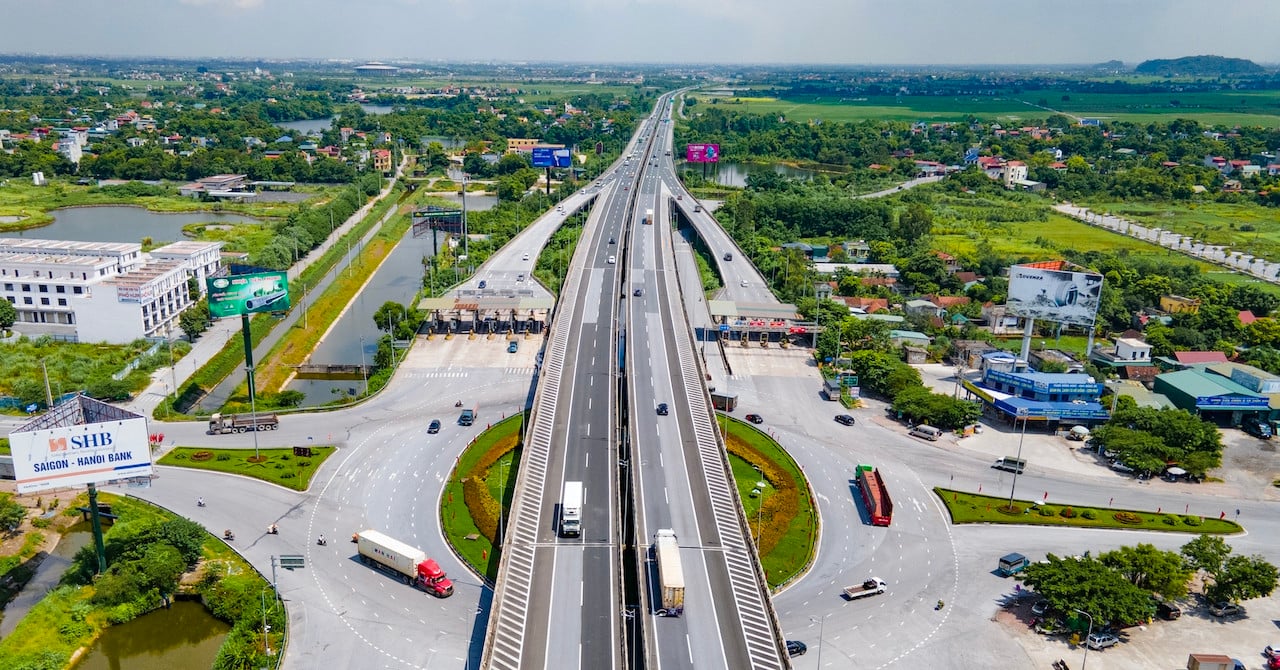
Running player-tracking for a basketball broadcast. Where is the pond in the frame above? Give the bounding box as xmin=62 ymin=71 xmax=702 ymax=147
xmin=73 ymin=600 xmax=232 ymax=670
xmin=275 ymin=104 xmax=394 ymax=135
xmin=0 ymin=206 xmax=260 ymax=245
xmin=698 ymin=161 xmax=826 ymax=188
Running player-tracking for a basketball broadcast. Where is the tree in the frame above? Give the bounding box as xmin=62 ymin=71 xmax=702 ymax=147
xmin=1098 ymin=543 xmax=1193 ymax=600
xmin=372 ymin=301 xmax=409 ymax=333
xmin=1088 ymin=426 xmax=1171 ymax=475
xmin=890 ymin=386 xmax=981 ymax=430
xmin=0 ymin=497 xmax=26 ymax=534
xmin=154 ymin=518 xmax=208 ymax=567
xmin=1210 ymin=554 xmax=1279 ymax=603
xmin=1180 ymin=534 xmax=1231 ymax=574
xmin=0 ymin=299 xmax=15 ymax=331
xmin=1021 ymin=554 xmax=1155 ymax=626
xmin=896 ymin=203 xmax=933 ymax=241
xmin=179 ymin=299 xmax=210 ymax=341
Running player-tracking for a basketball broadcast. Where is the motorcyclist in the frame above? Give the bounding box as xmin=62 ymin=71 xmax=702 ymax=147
xmin=197 ymin=497 xmax=205 ymax=507
xmin=317 ymin=534 xmax=327 ymax=546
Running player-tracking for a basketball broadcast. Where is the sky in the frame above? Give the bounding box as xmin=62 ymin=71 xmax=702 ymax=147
xmin=4 ymin=0 xmax=1280 ymax=66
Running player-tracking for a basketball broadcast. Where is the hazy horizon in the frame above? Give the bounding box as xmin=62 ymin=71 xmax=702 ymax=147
xmin=4 ymin=0 xmax=1279 ymax=66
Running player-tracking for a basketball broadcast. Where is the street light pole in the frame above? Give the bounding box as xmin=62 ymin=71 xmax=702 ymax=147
xmin=1073 ymin=608 xmax=1094 ymax=670
xmin=1008 ymin=408 xmax=1030 ymax=509
xmin=809 ymin=614 xmax=827 ymax=668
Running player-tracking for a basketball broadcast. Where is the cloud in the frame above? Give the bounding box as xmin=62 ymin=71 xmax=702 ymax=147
xmin=178 ymin=0 xmax=264 ymax=9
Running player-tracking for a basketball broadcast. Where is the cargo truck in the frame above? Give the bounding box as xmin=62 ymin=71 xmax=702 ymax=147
xmin=643 ymin=208 xmax=654 ymax=225
xmin=843 ymin=577 xmax=887 ymax=600
xmin=654 ymin=529 xmax=685 ymax=616
xmin=559 ymin=481 xmax=583 ymax=537
xmin=855 ymin=464 xmax=893 ymax=526
xmin=355 ymin=529 xmax=454 ymax=597
xmin=710 ymin=391 xmax=738 ymax=412
xmin=208 ymin=412 xmax=278 ymax=434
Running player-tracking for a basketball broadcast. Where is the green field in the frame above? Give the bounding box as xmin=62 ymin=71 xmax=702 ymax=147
xmin=936 ymin=488 xmax=1241 ymax=534
xmin=158 ymin=446 xmax=336 ymax=491
xmin=695 ymin=89 xmax=1280 ymax=126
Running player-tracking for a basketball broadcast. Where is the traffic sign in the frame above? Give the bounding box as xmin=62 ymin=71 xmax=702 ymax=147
xmin=719 ymin=324 xmax=730 ymax=332
xmin=280 ymin=555 xmax=305 ymax=569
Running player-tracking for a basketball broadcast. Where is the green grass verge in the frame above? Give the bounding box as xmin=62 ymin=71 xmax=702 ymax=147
xmin=157 ymin=446 xmax=336 ymax=491
xmin=719 ymin=415 xmax=818 ymax=589
xmin=441 ymin=414 xmax=523 ymax=581
xmin=934 ymin=488 xmax=1242 ymax=534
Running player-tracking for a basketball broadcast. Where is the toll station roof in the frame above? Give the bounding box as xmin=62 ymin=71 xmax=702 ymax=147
xmin=707 ymin=301 xmax=801 ymax=320
xmin=417 ymin=296 xmax=555 ymax=311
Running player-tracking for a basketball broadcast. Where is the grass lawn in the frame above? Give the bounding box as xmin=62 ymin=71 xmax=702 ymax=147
xmin=158 ymin=446 xmax=336 ymax=491
xmin=441 ymin=414 xmax=523 ymax=581
xmin=935 ymin=488 xmax=1241 ymax=534
xmin=719 ymin=415 xmax=818 ymax=589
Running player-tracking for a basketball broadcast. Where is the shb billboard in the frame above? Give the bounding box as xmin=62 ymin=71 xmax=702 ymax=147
xmin=9 ymin=418 xmax=152 ymax=493
xmin=531 ymin=146 xmax=572 ymax=168
xmin=1006 ymin=265 xmax=1104 ymax=327
xmin=686 ymin=143 xmax=720 ymax=163
xmin=207 ymin=271 xmax=290 ymax=318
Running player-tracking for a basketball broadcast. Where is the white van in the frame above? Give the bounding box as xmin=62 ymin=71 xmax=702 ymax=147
xmin=909 ymin=424 xmax=942 ymax=441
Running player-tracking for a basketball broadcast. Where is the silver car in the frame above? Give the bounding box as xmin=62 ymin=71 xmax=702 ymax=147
xmin=1085 ymin=632 xmax=1119 ymax=650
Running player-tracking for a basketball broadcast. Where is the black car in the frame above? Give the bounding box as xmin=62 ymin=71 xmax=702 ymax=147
xmin=609 ymin=237 xmax=616 ymax=244
xmin=427 ymin=419 xmax=441 ymax=434
xmin=656 ymin=403 xmax=669 ymax=416
xmin=634 ymin=287 xmax=645 ymax=297
xmin=835 ymin=414 xmax=856 ymax=426
xmin=745 ymin=413 xmax=764 ymax=424
xmin=1155 ymin=599 xmax=1182 ymax=620
xmin=785 ymin=640 xmax=807 ymax=657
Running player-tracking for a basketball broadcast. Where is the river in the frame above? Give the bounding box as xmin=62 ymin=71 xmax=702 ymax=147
xmin=275 ymin=104 xmax=394 ymax=135
xmin=700 ymin=161 xmax=825 ymax=188
xmin=73 ymin=600 xmax=232 ymax=670
xmin=0 ymin=206 xmax=260 ymax=245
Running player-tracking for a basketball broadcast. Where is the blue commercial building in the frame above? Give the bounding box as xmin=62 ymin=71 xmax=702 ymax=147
xmin=965 ymin=369 xmax=1110 ymax=427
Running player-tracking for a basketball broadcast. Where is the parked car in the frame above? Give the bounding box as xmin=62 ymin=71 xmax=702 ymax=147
xmin=1242 ymin=416 xmax=1273 ymax=439
xmin=1210 ymin=602 xmax=1243 ymax=617
xmin=1265 ymin=643 xmax=1280 ymax=659
xmin=656 ymin=403 xmax=669 ymax=416
xmin=1155 ymin=599 xmax=1182 ymax=620
xmin=785 ymin=640 xmax=807 ymax=657
xmin=1031 ymin=600 xmax=1051 ymax=616
xmin=427 ymin=419 xmax=441 ymax=434
xmin=507 ymin=341 xmax=519 ymax=353
xmin=1085 ymin=632 xmax=1119 ymax=650
xmin=745 ymin=414 xmax=764 ymax=424
xmin=1110 ymin=461 xmax=1135 ymax=474
xmin=834 ymin=414 xmax=856 ymax=426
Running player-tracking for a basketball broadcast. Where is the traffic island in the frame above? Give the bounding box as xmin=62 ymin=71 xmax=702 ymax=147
xmin=441 ymin=414 xmax=523 ymax=582
xmin=158 ymin=446 xmax=336 ymax=491
xmin=718 ymin=414 xmax=818 ymax=590
xmin=935 ymin=488 xmax=1242 ymax=534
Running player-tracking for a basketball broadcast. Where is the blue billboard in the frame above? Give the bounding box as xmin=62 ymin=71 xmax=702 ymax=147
xmin=531 ymin=146 xmax=572 ymax=168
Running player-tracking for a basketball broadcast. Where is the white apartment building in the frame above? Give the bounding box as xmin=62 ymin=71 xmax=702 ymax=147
xmin=0 ymin=238 xmax=216 ymax=343
xmin=150 ymin=241 xmax=223 ymax=296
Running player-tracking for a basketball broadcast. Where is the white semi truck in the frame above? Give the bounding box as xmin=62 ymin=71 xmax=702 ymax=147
xmin=559 ymin=481 xmax=583 ymax=537
xmin=654 ymin=528 xmax=685 ymax=616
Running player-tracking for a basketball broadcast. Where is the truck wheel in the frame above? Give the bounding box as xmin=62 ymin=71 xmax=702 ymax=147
xmin=270 ymin=424 xmax=278 ymax=430
xmin=236 ymin=427 xmax=246 ymax=434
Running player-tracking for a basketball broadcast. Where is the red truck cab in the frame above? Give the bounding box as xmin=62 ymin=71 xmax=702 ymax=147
xmin=417 ymin=558 xmax=454 ymax=597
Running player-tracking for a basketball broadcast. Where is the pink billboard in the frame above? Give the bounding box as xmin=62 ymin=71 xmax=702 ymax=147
xmin=685 ymin=143 xmax=720 ymax=163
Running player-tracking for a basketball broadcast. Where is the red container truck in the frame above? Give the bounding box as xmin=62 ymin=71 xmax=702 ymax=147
xmin=856 ymin=464 xmax=893 ymax=527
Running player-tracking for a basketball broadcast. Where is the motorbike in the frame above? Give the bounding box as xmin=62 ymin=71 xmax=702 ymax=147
xmin=267 ymin=525 xmax=278 ymax=535
xmin=223 ymin=530 xmax=235 ymax=541
xmin=317 ymin=536 xmax=327 ymax=546
xmin=455 ymin=400 xmax=463 ymax=407
xmin=196 ymin=499 xmax=206 ymax=507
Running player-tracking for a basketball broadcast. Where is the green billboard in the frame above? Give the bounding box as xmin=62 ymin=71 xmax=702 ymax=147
xmin=206 ymin=272 xmax=291 ymax=318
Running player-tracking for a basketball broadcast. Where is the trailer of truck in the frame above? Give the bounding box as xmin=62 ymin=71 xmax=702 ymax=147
xmin=843 ymin=577 xmax=887 ymax=600
xmin=855 ymin=464 xmax=894 ymax=526
xmin=559 ymin=481 xmax=583 ymax=537
xmin=207 ymin=412 xmax=278 ymax=434
xmin=654 ymin=529 xmax=685 ymax=616
xmin=355 ymin=529 xmax=454 ymax=597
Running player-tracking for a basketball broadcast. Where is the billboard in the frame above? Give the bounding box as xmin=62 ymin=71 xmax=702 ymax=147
xmin=411 ymin=207 xmax=464 ymax=236
xmin=1005 ymin=265 xmax=1103 ymax=327
xmin=9 ymin=418 xmax=152 ymax=493
xmin=207 ymin=271 xmax=290 ymax=318
xmin=686 ymin=143 xmax=720 ymax=163
xmin=531 ymin=146 xmax=572 ymax=168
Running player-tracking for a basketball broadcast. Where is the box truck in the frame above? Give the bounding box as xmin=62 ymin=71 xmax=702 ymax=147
xmin=655 ymin=529 xmax=685 ymax=616
xmin=355 ymin=529 xmax=454 ymax=597
xmin=559 ymin=481 xmax=583 ymax=537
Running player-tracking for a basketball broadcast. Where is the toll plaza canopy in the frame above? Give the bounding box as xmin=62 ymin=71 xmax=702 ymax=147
xmin=707 ymin=301 xmax=801 ymax=322
xmin=418 ymin=296 xmax=554 ymax=334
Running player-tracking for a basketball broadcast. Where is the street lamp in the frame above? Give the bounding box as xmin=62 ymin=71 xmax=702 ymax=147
xmin=1073 ymin=608 xmax=1094 ymax=670
xmin=1007 ymin=408 xmax=1030 ymax=510
xmin=809 ymin=614 xmax=827 ymax=668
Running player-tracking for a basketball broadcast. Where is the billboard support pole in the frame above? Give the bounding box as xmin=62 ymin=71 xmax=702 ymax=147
xmin=87 ymin=483 xmax=107 ymax=574
xmin=545 ymin=167 xmax=551 ymax=197
xmin=1019 ymin=319 xmax=1034 ymax=366
xmin=241 ymin=313 xmax=262 ymax=461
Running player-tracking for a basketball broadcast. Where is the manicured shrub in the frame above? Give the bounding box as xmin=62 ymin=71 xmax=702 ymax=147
xmin=1059 ymin=507 xmax=1076 ymax=518
xmin=1183 ymin=515 xmax=1202 ymax=526
xmin=1113 ymin=511 xmax=1142 ymax=525
xmin=1039 ymin=507 xmax=1055 ymax=517
xmin=1081 ymin=510 xmax=1097 ymax=520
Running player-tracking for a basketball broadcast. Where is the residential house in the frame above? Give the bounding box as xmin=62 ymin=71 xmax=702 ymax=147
xmin=1002 ymin=160 xmax=1028 ymax=187
xmin=1239 ymin=311 xmax=1258 ymax=326
xmin=905 ymin=299 xmax=944 ymax=318
xmin=506 ymin=138 xmax=541 ymax=154
xmin=1204 ymin=156 xmax=1230 ymax=174
xmin=125 ymin=137 xmax=147 ymax=148
xmin=838 ymin=296 xmax=890 ymax=313
xmin=889 ymin=329 xmax=932 ymax=347
xmin=933 ymin=251 xmax=961 ymax=274
xmin=372 ymin=148 xmax=393 ymax=173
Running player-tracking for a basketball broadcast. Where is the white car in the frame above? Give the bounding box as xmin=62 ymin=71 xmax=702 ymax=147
xmin=607 ymin=255 xmax=616 ymax=264
xmin=1085 ymin=632 xmax=1119 ymax=650
xmin=739 ymin=279 xmax=748 ymax=287
xmin=522 ymin=253 xmax=530 ymax=261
